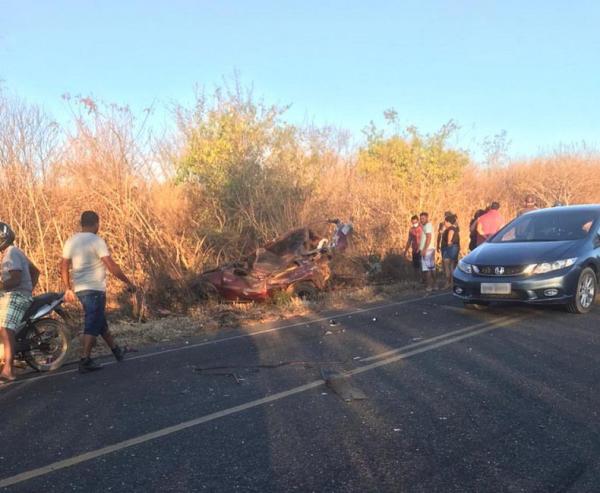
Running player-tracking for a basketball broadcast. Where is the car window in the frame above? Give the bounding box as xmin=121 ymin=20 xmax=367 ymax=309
xmin=493 ymin=210 xmax=598 ymax=243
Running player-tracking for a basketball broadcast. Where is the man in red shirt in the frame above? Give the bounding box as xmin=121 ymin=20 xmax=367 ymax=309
xmin=476 ymin=202 xmax=505 ymax=245
xmin=403 ymin=215 xmax=422 ymax=280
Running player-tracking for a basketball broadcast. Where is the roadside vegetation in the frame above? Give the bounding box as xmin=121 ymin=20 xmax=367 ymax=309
xmin=1 ymin=83 xmax=599 ymax=320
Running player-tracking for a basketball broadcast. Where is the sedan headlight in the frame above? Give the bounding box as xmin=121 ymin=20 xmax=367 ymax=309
xmin=457 ymin=259 xmax=473 ymax=274
xmin=523 ymin=258 xmax=577 ymax=275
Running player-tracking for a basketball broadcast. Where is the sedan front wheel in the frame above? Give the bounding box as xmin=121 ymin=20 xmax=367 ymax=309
xmin=566 ymin=267 xmax=597 ymax=314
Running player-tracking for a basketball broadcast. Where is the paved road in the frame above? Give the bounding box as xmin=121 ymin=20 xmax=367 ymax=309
xmin=1 ymin=293 xmax=600 ymax=492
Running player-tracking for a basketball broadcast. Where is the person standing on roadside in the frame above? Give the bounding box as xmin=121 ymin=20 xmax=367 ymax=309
xmin=469 ymin=209 xmax=486 ymax=251
xmin=437 ymin=211 xmax=452 ymax=253
xmin=403 ymin=215 xmax=422 ymax=280
xmin=419 ymin=212 xmax=435 ymax=292
xmin=517 ymin=195 xmax=538 ymax=216
xmin=61 ymin=211 xmax=136 ymax=373
xmin=0 ymin=223 xmax=39 ymax=383
xmin=441 ymin=214 xmax=460 ymax=289
xmin=476 ymin=202 xmax=505 ymax=246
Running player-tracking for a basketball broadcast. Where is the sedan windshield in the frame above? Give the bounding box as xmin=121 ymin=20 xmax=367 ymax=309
xmin=492 ymin=210 xmax=597 ymax=243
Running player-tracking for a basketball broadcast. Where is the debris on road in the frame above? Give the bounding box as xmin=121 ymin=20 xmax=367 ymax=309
xmin=323 ymin=327 xmax=346 ymax=336
xmin=320 ymin=368 xmax=367 ymax=402
xmin=193 ymin=368 xmax=243 ymax=384
xmin=194 ymin=360 xmax=346 ymax=373
xmin=329 ymin=319 xmax=339 ymax=326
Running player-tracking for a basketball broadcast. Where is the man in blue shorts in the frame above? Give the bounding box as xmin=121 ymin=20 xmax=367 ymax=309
xmin=61 ymin=211 xmax=136 ymax=373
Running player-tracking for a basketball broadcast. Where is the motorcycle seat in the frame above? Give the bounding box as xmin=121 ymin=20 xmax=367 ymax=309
xmin=21 ymin=292 xmax=64 ymax=321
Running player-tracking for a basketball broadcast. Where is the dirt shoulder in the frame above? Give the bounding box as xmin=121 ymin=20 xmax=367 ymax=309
xmin=80 ymin=281 xmax=428 ymax=356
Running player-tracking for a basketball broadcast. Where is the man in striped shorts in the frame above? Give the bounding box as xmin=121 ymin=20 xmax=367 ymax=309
xmin=0 ymin=223 xmax=39 ymax=383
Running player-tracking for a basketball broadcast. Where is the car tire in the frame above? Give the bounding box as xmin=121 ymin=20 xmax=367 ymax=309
xmin=289 ymin=282 xmax=318 ymax=300
xmin=566 ymin=267 xmax=597 ymax=314
xmin=464 ymin=302 xmax=490 ymax=311
xmin=195 ymin=281 xmax=221 ymax=303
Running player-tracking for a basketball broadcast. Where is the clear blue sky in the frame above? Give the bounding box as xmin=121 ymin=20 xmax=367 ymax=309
xmin=1 ymin=0 xmax=599 ymax=159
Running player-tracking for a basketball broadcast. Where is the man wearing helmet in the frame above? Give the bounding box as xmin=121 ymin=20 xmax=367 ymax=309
xmin=0 ymin=223 xmax=40 ymax=382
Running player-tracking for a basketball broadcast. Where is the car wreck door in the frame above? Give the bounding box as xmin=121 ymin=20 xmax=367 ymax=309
xmin=221 ymin=270 xmax=268 ymax=301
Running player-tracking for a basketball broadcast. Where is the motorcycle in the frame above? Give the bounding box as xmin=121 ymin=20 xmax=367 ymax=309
xmin=1 ymin=292 xmax=71 ymax=372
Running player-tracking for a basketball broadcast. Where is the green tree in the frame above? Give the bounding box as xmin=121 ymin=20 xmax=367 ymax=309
xmin=357 ymin=115 xmax=470 ymax=210
xmin=174 ymin=84 xmax=327 ymax=256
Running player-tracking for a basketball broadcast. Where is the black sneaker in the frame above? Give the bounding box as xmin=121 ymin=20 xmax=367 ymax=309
xmin=112 ymin=346 xmax=126 ymax=362
xmin=79 ymin=357 xmax=103 ymax=373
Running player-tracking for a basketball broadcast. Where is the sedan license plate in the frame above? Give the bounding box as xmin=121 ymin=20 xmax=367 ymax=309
xmin=480 ymin=283 xmax=511 ymax=295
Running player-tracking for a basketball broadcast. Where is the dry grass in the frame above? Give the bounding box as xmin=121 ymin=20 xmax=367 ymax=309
xmin=74 ymin=280 xmax=422 ymax=355
xmin=2 ymin=89 xmax=600 ymax=328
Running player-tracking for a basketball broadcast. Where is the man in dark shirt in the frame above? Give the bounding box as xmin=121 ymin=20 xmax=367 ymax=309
xmin=403 ymin=215 xmax=422 ymax=280
xmin=437 ymin=211 xmax=452 ymax=252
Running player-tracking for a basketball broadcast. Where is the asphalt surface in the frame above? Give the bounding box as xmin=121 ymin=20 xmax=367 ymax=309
xmin=1 ymin=292 xmax=600 ymax=492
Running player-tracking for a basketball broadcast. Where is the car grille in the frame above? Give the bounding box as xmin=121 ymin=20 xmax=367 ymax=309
xmin=474 ymin=265 xmax=526 ymax=276
xmin=480 ymin=291 xmax=523 ymax=300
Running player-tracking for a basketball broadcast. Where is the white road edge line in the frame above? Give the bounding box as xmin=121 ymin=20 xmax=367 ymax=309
xmin=352 ymin=317 xmax=521 ymax=375
xmin=359 ymin=315 xmax=515 ymax=363
xmin=6 ymin=292 xmax=449 ymax=387
xmin=0 ymin=314 xmax=523 ymax=489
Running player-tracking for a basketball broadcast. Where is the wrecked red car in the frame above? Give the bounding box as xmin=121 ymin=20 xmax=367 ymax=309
xmin=196 ymin=220 xmax=352 ymax=302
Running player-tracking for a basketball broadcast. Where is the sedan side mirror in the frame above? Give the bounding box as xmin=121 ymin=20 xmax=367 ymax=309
xmin=595 ymin=232 xmax=600 ymax=248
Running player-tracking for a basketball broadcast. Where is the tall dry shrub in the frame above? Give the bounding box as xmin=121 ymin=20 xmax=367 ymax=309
xmin=54 ymin=97 xmax=211 ymax=305
xmin=170 ymin=85 xmax=339 ymax=263
xmin=0 ymin=92 xmax=204 ymax=307
xmin=0 ymin=91 xmax=61 ymax=291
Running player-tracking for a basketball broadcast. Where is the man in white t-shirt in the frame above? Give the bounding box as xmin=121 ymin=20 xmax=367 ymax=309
xmin=61 ymin=211 xmax=136 ymax=373
xmin=0 ymin=223 xmax=39 ymax=382
xmin=419 ymin=212 xmax=436 ymax=292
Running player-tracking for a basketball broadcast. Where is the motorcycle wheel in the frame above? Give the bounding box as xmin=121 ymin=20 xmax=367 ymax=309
xmin=24 ymin=318 xmax=70 ymax=372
